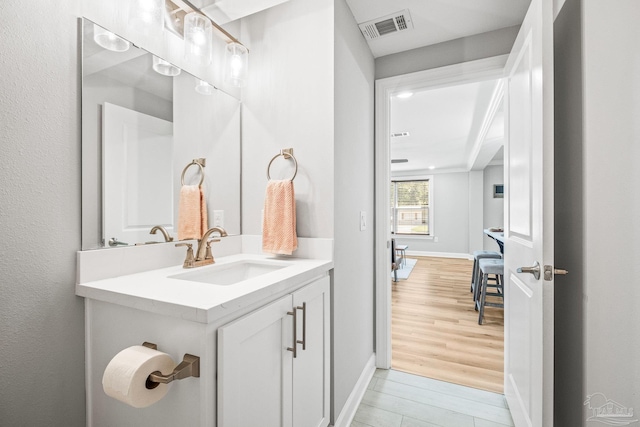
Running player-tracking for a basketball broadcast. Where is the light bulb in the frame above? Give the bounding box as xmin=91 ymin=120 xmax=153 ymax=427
xmin=192 ymin=28 xmax=206 ymax=46
xmin=230 ymin=54 xmax=243 ymax=76
xmin=128 ymin=0 xmax=164 ymax=37
xmin=184 ymin=12 xmax=213 ymax=66
xmin=225 ymin=42 xmax=248 ymax=87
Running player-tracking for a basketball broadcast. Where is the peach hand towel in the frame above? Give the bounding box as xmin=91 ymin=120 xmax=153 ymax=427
xmin=262 ymin=180 xmax=298 ymax=255
xmin=177 ymin=185 xmax=208 ymax=240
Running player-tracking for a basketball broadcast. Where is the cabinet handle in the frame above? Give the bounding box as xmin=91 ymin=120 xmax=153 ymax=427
xmin=296 ymin=303 xmax=306 ymax=351
xmin=287 ymin=311 xmax=297 ymax=358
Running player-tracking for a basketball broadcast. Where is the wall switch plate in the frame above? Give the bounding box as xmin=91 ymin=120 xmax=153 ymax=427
xmin=360 ymin=211 xmax=367 ymax=231
xmin=434 ymin=236 xmax=439 ymax=243
xmin=213 ymin=210 xmax=224 ymax=228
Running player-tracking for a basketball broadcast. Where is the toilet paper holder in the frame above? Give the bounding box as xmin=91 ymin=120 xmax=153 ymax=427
xmin=142 ymin=342 xmax=200 ymax=388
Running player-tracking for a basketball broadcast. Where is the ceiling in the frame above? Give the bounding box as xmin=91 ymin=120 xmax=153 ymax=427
xmin=344 ymin=0 xmax=530 ymax=58
xmin=390 ymin=81 xmax=504 ymax=174
xmin=344 ymin=0 xmax=529 ymax=175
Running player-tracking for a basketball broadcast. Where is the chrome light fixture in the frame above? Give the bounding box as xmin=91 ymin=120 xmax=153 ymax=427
xmin=129 ymin=0 xmax=165 ymax=37
xmin=225 ymin=42 xmax=248 ymax=87
xmin=153 ymin=55 xmax=181 ymax=76
xmin=93 ymin=24 xmax=130 ymax=52
xmin=195 ymin=78 xmax=215 ymax=95
xmin=184 ymin=12 xmax=213 ymax=66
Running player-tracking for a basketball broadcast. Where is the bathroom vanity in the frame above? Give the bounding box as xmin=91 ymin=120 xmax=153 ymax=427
xmin=77 ymin=237 xmax=333 ymax=427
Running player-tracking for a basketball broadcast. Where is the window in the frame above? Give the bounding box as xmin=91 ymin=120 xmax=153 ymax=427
xmin=390 ymin=179 xmax=431 ymax=235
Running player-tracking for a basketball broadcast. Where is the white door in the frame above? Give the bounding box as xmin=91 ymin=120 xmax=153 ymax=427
xmin=503 ymin=0 xmax=555 ymax=425
xmin=102 ymin=102 xmax=174 ymax=246
xmin=218 ymin=295 xmax=294 ymax=427
xmin=292 ymin=277 xmax=330 ymax=427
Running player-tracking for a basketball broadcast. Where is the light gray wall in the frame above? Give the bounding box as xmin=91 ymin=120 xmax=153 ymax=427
xmin=582 ymin=0 xmax=640 ymax=422
xmin=240 ymin=0 xmax=334 ymax=238
xmin=554 ymin=1 xmax=640 ymax=424
xmin=393 ymin=172 xmax=472 ymax=255
xmin=375 ymin=26 xmax=520 ymax=80
xmin=468 ymin=170 xmax=484 ymax=254
xmin=482 ymin=165 xmax=504 ymax=251
xmin=0 ymin=1 xmax=85 ymax=425
xmin=554 ymin=0 xmax=584 ymax=424
xmin=333 ymin=0 xmax=375 ymax=420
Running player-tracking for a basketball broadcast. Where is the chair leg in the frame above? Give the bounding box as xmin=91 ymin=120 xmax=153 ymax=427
xmin=470 ymin=258 xmax=477 ymax=294
xmin=478 ymin=273 xmax=488 ymax=325
xmin=474 ymin=270 xmax=482 ymax=311
xmin=474 ymin=268 xmax=484 ymax=302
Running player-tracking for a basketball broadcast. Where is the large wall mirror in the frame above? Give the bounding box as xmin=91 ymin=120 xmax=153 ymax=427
xmin=81 ymin=19 xmax=241 ymax=250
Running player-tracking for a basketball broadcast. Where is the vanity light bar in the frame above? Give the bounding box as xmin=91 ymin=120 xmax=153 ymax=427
xmin=166 ymin=0 xmax=247 ymax=49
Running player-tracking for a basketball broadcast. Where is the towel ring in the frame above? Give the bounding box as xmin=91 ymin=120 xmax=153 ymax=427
xmin=181 ymin=159 xmax=205 ymax=186
xmin=267 ymin=150 xmax=298 ymax=181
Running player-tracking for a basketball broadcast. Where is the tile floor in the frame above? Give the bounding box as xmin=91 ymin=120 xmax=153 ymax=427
xmin=350 ymin=369 xmax=514 ymax=427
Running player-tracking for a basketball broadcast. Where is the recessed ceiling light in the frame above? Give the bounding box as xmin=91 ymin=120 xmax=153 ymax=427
xmin=429 ymin=165 xmax=435 ymax=170
xmin=396 ymin=92 xmax=413 ymax=99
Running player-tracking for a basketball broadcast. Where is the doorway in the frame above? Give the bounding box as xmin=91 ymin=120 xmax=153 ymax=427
xmin=375 ymin=56 xmax=508 ymax=392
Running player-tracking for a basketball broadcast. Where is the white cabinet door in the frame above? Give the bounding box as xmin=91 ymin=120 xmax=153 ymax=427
xmin=218 ymin=276 xmax=331 ymax=427
xmin=292 ymin=276 xmax=330 ymax=427
xmin=218 ymin=295 xmax=294 ymax=427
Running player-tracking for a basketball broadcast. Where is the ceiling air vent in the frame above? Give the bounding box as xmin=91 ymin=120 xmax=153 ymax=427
xmin=359 ymin=9 xmax=414 ymax=40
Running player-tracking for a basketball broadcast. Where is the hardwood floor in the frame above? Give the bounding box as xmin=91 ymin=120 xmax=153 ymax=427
xmin=391 ymin=256 xmax=504 ymax=393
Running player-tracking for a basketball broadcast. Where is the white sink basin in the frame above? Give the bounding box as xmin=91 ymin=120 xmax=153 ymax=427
xmin=168 ymin=260 xmax=291 ymax=286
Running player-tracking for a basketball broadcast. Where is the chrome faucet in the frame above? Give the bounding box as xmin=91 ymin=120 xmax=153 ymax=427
xmin=150 ymin=225 xmax=174 ymax=242
xmin=195 ymin=227 xmax=228 ymax=262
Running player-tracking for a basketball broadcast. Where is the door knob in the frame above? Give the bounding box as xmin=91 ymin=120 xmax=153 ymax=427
xmin=517 ymin=261 xmax=541 ymax=280
xmin=544 ymin=265 xmax=569 ymax=281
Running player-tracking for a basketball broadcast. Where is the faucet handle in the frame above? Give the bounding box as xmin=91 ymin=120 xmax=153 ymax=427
xmin=204 ymin=239 xmax=220 ymax=261
xmin=175 ymin=243 xmax=196 ymax=268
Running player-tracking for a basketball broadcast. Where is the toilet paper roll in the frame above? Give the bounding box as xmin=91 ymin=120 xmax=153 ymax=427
xmin=102 ymin=345 xmax=175 ymax=408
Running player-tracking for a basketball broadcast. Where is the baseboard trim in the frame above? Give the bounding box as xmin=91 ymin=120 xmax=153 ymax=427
xmin=332 ymin=354 xmax=376 ymax=427
xmin=406 ymin=250 xmax=473 ymax=260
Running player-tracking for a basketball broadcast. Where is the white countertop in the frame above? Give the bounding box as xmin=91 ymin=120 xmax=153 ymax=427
xmin=76 ymin=253 xmax=333 ymax=324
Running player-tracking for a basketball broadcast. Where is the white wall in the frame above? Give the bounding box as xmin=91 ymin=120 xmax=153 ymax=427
xmin=582 ymin=0 xmax=640 ymax=422
xmin=241 ymin=0 xmax=376 ymax=423
xmin=0 ymin=1 xmax=85 ymax=425
xmin=240 ymin=0 xmax=334 ymax=238
xmin=333 ymin=0 xmax=375 ymax=420
xmin=483 ymin=165 xmax=504 ymax=250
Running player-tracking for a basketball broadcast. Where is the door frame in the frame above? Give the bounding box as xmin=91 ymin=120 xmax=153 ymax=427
xmin=374 ymin=55 xmax=509 ymax=368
